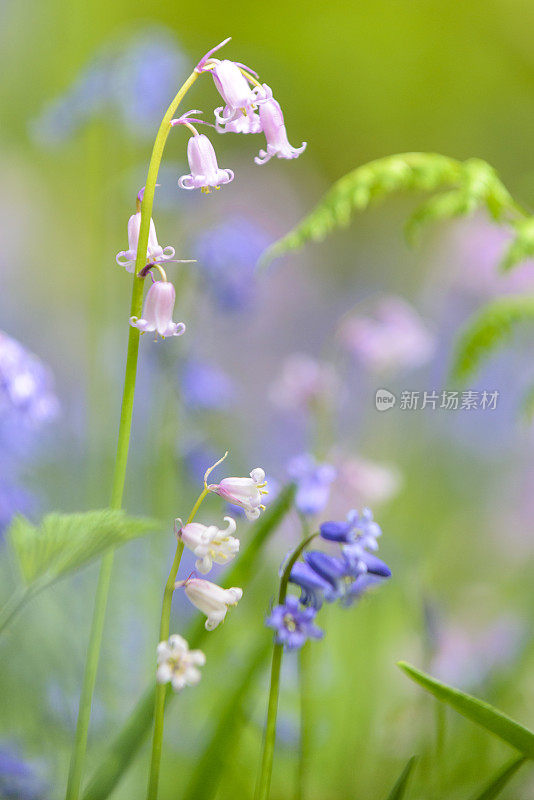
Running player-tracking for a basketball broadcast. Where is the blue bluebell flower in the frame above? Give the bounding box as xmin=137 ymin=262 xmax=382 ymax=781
xmin=320 ymin=507 xmax=382 ymax=546
xmin=342 ymin=573 xmax=386 ymax=607
xmin=180 ymin=359 xmax=235 ymax=411
xmin=0 ymin=744 xmax=47 ymax=800
xmin=193 ymin=216 xmax=270 ymax=312
xmin=265 ymin=596 xmax=323 ymax=650
xmin=304 ymin=551 xmax=363 ymax=599
xmin=287 ymin=454 xmax=336 ymax=516
xmin=289 ymin=561 xmax=336 ymax=609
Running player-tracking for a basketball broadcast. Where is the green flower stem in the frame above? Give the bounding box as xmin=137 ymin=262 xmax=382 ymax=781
xmin=146 ymin=485 xmax=209 ymax=800
xmin=65 ymin=69 xmax=200 ymax=800
xmin=255 ymin=532 xmax=317 ymax=800
xmin=297 ymin=642 xmax=312 ymax=800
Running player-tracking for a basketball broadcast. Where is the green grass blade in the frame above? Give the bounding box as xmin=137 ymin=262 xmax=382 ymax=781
xmin=398 ymin=662 xmax=534 ymax=757
xmin=469 ymin=756 xmax=527 ymax=800
xmin=82 ymin=485 xmax=296 ymax=800
xmin=383 ymin=756 xmax=417 ymax=800
xmin=183 ymin=638 xmax=271 ymax=800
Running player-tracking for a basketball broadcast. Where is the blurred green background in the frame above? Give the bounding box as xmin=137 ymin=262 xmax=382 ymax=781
xmin=2 ymin=1 xmax=534 ymax=798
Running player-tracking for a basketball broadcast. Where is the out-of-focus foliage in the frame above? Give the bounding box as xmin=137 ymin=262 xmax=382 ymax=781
xmin=8 ymin=509 xmax=157 ymax=587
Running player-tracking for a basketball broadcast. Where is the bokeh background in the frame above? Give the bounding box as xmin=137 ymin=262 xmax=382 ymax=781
xmin=3 ymin=0 xmax=534 ymax=798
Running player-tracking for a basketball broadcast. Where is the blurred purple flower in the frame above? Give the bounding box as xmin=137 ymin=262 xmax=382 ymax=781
xmin=328 ymin=454 xmax=401 ymax=511
xmin=180 ymin=358 xmax=236 ymax=411
xmin=0 ymin=744 xmax=47 ymax=800
xmin=430 ymin=615 xmax=525 ymax=690
xmin=0 ymin=480 xmax=35 ymax=536
xmin=287 ymin=454 xmax=336 ymax=515
xmin=266 ymin=595 xmax=323 ymax=650
xmin=449 ymin=216 xmax=534 ymax=298
xmin=30 ymin=28 xmax=187 ymax=144
xmin=269 ymin=353 xmax=341 ymax=414
xmin=340 ymin=296 xmax=435 ymax=375
xmin=0 ymin=330 xmax=59 ymax=434
xmin=193 ymin=216 xmax=270 ymax=312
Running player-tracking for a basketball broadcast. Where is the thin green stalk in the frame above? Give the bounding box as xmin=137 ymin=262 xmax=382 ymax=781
xmin=297 ymin=642 xmax=312 ymax=800
xmin=255 ymin=532 xmax=317 ymax=800
xmin=65 ymin=69 xmax=199 ymax=800
xmin=146 ymin=486 xmax=208 ymax=800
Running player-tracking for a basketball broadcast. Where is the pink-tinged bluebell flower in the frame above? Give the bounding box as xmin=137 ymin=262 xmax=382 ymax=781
xmin=287 ymin=454 xmax=336 ymax=516
xmin=266 ymin=596 xmax=323 ymax=650
xmin=207 ymin=60 xmax=270 ymax=127
xmin=216 ymin=107 xmax=262 ymax=135
xmin=176 ymin=577 xmax=243 ymax=630
xmin=116 ymin=212 xmax=175 ymax=273
xmin=177 ymin=515 xmax=239 ymax=574
xmin=289 ymin=561 xmax=336 ymax=610
xmin=254 ymin=91 xmax=306 ymax=165
xmin=178 ymin=134 xmax=234 ymax=193
xmin=339 ymin=296 xmax=435 ymax=375
xmin=207 ymin=467 xmax=268 ymax=521
xmin=156 ymin=634 xmax=206 ymax=692
xmin=130 ymin=280 xmax=186 ymax=339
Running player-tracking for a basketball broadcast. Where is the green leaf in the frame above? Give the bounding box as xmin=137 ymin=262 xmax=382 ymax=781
xmin=8 ymin=509 xmax=158 ymax=587
xmin=82 ymin=484 xmax=296 ymax=800
xmin=451 ymin=295 xmax=534 ymax=383
xmin=259 ymin=153 xmax=517 ymax=267
xmin=469 ymin=756 xmax=527 ymax=800
xmin=398 ymin=662 xmax=534 ymax=757
xmin=183 ymin=638 xmax=271 ymax=800
xmin=383 ymin=756 xmax=417 ymax=800
xmin=499 ymin=217 xmax=534 ymax=273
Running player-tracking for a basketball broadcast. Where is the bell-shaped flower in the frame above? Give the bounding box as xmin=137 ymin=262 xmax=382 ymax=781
xmin=254 ymin=92 xmax=307 ymax=165
xmin=266 ymin=596 xmax=323 ymax=650
xmin=176 ymin=577 xmax=243 ymax=630
xmin=304 ymin=551 xmax=363 ymax=601
xmin=209 ymin=60 xmax=270 ymax=127
xmin=156 ymin=634 xmax=206 ymax=692
xmin=216 ymin=106 xmax=262 ymax=135
xmin=130 ymin=280 xmax=186 ymax=339
xmin=207 ymin=467 xmax=268 ymax=521
xmin=177 ymin=515 xmax=239 ymax=574
xmin=116 ymin=212 xmax=175 ymax=273
xmin=178 ymin=134 xmax=234 ymax=193
xmin=289 ymin=561 xmax=337 ymax=610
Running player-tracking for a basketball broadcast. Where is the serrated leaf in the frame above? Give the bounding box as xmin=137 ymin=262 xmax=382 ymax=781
xmin=383 ymin=756 xmax=417 ymax=800
xmin=469 ymin=756 xmax=527 ymax=800
xmin=259 ymin=153 xmax=517 ymax=267
xmin=398 ymin=662 xmax=534 ymax=757
xmin=451 ymin=296 xmax=534 ymax=383
xmin=499 ymin=217 xmax=534 ymax=273
xmin=8 ymin=509 xmax=158 ymax=587
xmin=82 ymin=484 xmax=297 ymax=800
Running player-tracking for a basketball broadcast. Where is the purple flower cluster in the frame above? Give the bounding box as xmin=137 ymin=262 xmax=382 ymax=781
xmin=0 ymin=744 xmax=47 ymax=800
xmin=0 ymin=331 xmax=59 ymax=534
xmin=266 ymin=508 xmax=391 ymax=650
xmin=31 ymin=28 xmax=187 ymax=144
xmin=193 ymin=216 xmax=270 ymax=312
xmin=287 ymin=454 xmax=337 ymax=516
